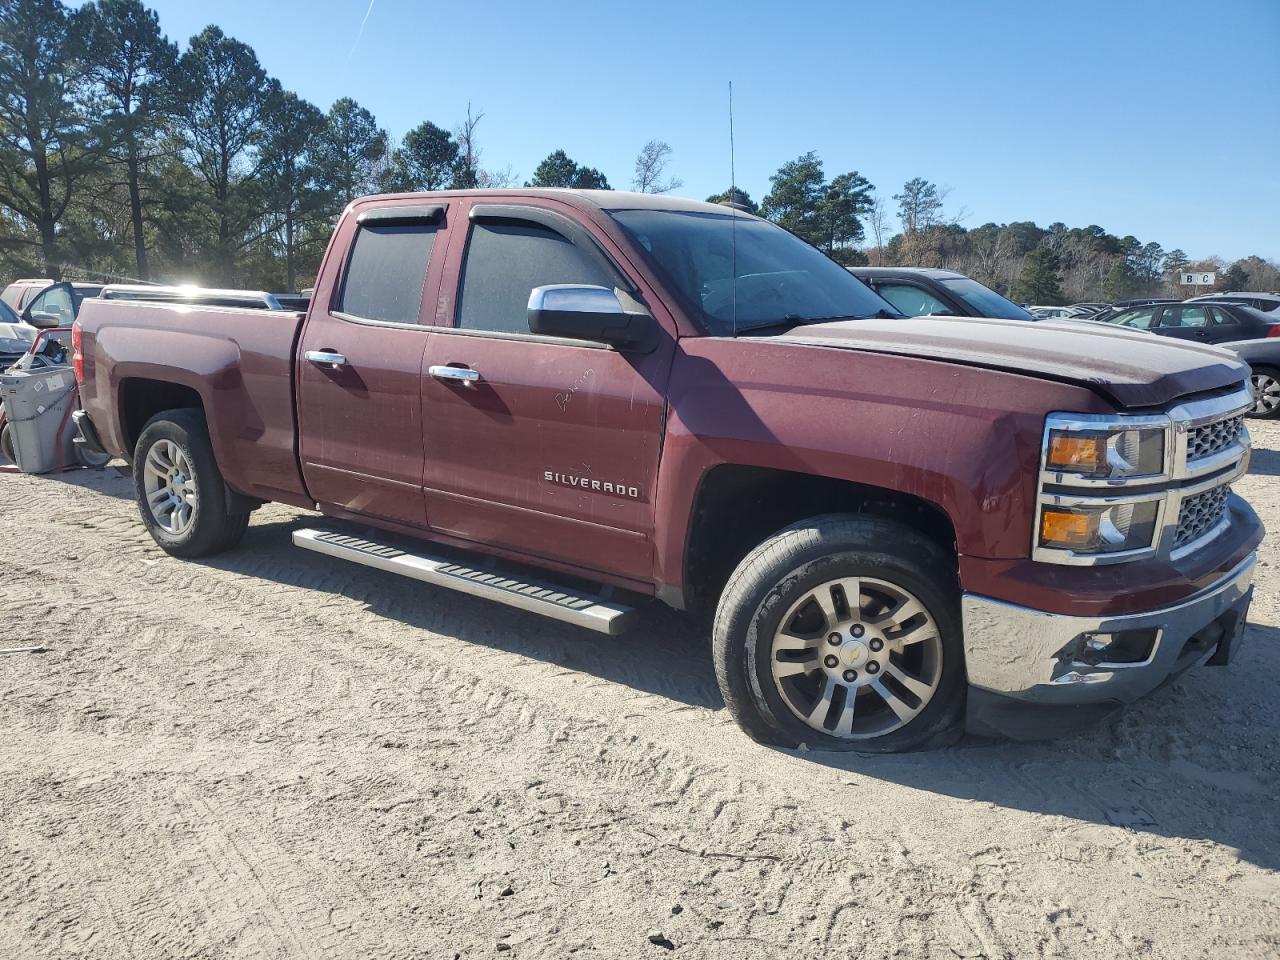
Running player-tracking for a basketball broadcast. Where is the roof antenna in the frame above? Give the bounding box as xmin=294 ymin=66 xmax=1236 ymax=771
xmin=729 ymin=80 xmax=738 ymax=339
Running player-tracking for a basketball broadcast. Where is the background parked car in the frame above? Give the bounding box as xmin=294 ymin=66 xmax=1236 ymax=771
xmin=8 ymin=281 xmax=104 ymax=328
xmin=1094 ymin=300 xmax=1280 ymax=345
xmin=1066 ymin=301 xmax=1110 ymax=318
xmin=0 ymin=278 xmax=56 ymax=312
xmin=848 ymin=267 xmax=1036 ymax=320
xmin=1187 ymin=292 xmax=1280 ymax=314
xmin=1217 ymin=337 xmax=1280 ymax=418
xmin=0 ymin=297 xmax=37 ymax=369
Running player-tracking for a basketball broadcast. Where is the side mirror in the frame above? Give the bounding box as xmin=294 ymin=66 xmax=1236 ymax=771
xmin=527 ymin=285 xmax=653 ymax=349
xmin=27 ymin=310 xmax=63 ymax=329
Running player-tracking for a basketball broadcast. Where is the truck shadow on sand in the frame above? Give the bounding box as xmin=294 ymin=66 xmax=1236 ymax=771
xmin=1246 ymin=446 xmax=1280 ymax=477
xmin=195 ymin=515 xmax=1280 ymax=874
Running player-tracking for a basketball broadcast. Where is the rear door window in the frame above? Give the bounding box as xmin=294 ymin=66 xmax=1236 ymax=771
xmin=875 ymin=283 xmax=951 ymax=317
xmin=1210 ymin=306 xmax=1242 ymax=330
xmin=339 ymin=224 xmax=437 ymax=324
xmin=456 ymin=220 xmax=613 ymax=334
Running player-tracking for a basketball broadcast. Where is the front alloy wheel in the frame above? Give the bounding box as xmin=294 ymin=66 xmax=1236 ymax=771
xmin=713 ymin=514 xmax=965 ymax=752
xmin=771 ymin=577 xmax=943 ymax=739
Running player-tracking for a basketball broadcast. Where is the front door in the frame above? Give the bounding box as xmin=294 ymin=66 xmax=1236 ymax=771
xmin=296 ymin=204 xmax=450 ymax=526
xmin=420 ymin=202 xmax=674 ymax=583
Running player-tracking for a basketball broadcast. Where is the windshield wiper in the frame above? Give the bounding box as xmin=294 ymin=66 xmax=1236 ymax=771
xmin=737 ymin=310 xmax=901 ymax=335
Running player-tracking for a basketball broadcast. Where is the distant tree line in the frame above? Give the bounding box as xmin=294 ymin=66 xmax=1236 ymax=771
xmin=706 ymin=166 xmax=1278 ymax=305
xmin=1 ymin=0 xmax=1274 ymax=301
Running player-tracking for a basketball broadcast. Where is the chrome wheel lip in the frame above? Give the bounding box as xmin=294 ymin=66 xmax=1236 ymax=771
xmin=1250 ymin=373 xmax=1280 ymax=415
xmin=769 ymin=576 xmax=943 ymax=741
xmin=142 ymin=438 xmax=198 ymax=536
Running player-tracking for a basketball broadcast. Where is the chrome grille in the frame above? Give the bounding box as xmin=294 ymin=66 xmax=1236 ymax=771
xmin=1187 ymin=414 xmax=1244 ymax=462
xmin=0 ymin=351 xmax=24 ymax=372
xmin=1175 ymin=485 xmax=1230 ymax=548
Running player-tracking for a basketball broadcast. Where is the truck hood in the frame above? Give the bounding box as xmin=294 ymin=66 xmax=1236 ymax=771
xmin=769 ymin=315 xmax=1248 ymax=409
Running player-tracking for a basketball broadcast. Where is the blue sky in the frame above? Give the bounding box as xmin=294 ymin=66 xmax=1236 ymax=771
xmin=141 ymin=0 xmax=1279 ymax=261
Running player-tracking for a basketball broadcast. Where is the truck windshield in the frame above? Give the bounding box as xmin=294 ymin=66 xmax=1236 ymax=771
xmin=937 ymin=277 xmax=1034 ymax=321
xmin=609 ymin=209 xmax=896 ymax=335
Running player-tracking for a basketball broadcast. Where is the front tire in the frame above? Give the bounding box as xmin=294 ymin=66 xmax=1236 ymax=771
xmin=713 ymin=515 xmax=965 ymax=752
xmin=133 ymin=409 xmax=248 ymax=557
xmin=0 ymin=420 xmax=14 ymax=464
xmin=1249 ymin=366 xmax=1280 ymax=419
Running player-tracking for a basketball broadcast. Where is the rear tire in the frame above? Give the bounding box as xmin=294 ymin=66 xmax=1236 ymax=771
xmin=1248 ymin=366 xmax=1280 ymax=419
xmin=132 ymin=409 xmax=249 ymax=557
xmin=713 ymin=514 xmax=965 ymax=752
xmin=0 ymin=421 xmax=13 ymax=464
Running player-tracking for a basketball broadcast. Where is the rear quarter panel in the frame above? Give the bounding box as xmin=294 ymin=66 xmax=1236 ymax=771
xmin=78 ymin=299 xmax=308 ymax=505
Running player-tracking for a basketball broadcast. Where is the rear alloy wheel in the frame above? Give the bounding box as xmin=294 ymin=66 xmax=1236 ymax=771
xmin=142 ymin=438 xmax=199 ymax=536
xmin=1249 ymin=367 xmax=1280 ymax=418
xmin=133 ymin=409 xmax=249 ymax=557
xmin=770 ymin=577 xmax=944 ymax=739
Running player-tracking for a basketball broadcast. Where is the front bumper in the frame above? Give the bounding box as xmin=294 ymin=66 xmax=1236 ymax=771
xmin=961 ymin=552 xmax=1255 ymax=738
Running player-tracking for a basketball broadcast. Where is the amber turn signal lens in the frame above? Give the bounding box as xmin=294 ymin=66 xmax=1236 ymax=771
xmin=1047 ymin=434 xmax=1102 ymax=471
xmin=1040 ymin=509 xmax=1096 ymax=547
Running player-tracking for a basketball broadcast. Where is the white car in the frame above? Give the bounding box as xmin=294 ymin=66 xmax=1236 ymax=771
xmin=1027 ymin=305 xmax=1078 ymax=319
xmin=0 ymin=298 xmax=37 ymax=370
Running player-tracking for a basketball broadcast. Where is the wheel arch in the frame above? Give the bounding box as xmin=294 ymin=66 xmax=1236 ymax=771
xmin=118 ymin=377 xmax=206 ymax=456
xmin=674 ymin=462 xmax=959 ymax=616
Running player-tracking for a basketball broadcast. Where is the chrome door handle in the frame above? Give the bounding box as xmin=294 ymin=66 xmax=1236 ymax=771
xmin=305 ymin=349 xmax=347 ymax=368
xmin=429 ymin=365 xmax=481 ymax=385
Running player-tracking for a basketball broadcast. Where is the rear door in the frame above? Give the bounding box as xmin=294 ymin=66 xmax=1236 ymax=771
xmin=296 ymin=202 xmax=451 ymax=527
xmin=419 ymin=200 xmax=674 ymax=583
xmin=1208 ymin=305 xmax=1248 ymax=342
xmin=1153 ymin=304 xmax=1212 ymax=343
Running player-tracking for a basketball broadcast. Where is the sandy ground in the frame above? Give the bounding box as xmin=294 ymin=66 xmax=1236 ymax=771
xmin=1 ymin=424 xmax=1278 ymax=960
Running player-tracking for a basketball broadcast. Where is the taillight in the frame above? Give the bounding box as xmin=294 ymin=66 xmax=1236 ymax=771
xmin=71 ymin=321 xmax=84 ymax=383
xmin=1266 ymin=325 xmax=1280 ymax=338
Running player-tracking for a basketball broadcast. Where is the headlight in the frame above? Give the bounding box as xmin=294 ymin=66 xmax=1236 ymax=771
xmin=1038 ymin=500 xmax=1161 ymax=554
xmin=0 ymin=337 xmax=29 ymax=353
xmin=1044 ymin=421 xmax=1165 ymax=480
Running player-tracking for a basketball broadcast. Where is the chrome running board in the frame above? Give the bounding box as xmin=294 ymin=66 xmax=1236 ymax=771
xmin=292 ymin=528 xmax=635 ymax=636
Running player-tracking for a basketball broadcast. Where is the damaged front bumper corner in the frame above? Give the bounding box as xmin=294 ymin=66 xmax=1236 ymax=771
xmin=960 ymin=552 xmax=1256 ymax=739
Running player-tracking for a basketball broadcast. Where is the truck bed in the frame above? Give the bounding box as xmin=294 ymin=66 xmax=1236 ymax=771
xmin=75 ymin=298 xmax=310 ymax=507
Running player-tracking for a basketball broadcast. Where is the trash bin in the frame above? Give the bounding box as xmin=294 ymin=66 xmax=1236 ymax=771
xmin=0 ymin=367 xmax=77 ymax=474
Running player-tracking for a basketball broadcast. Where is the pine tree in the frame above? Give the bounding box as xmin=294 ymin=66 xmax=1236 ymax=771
xmin=525 ymin=149 xmax=610 ymax=189
xmin=1102 ymin=257 xmax=1137 ymax=302
xmin=76 ymin=0 xmax=178 ymax=279
xmin=1013 ymin=244 xmax=1065 ymax=304
xmin=705 ymin=187 xmax=758 ymax=213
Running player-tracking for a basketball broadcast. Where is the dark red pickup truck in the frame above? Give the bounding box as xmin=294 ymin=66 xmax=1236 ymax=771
xmin=72 ymin=190 xmax=1262 ymax=750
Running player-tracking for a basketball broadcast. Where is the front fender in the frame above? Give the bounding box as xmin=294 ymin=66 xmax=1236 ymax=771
xmin=652 ymin=337 xmax=1113 ymax=595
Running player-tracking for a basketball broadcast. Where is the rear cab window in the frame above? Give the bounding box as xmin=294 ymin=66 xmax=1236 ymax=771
xmin=936 ymin=277 xmax=1033 ymax=320
xmin=338 ymin=222 xmax=438 ymax=324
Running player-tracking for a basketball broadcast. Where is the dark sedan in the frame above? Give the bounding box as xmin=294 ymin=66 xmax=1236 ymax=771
xmin=848 ymin=267 xmax=1036 ymax=320
xmin=1092 ymin=300 xmax=1280 ymax=346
